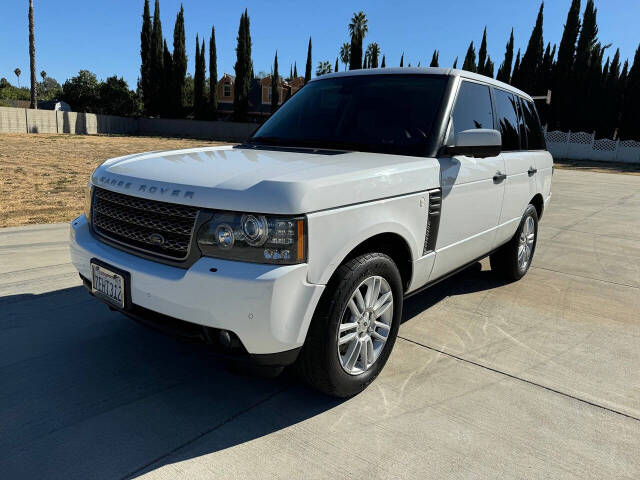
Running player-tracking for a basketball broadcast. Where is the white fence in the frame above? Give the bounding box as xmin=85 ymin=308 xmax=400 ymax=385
xmin=544 ymin=130 xmax=640 ymax=163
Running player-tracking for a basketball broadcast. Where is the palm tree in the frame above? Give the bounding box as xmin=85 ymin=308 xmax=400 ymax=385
xmin=40 ymin=70 xmax=46 ymax=81
xmin=339 ymin=42 xmax=351 ymax=70
xmin=29 ymin=0 xmax=37 ymax=109
xmin=348 ymin=11 xmax=368 ymax=70
xmin=316 ymin=61 xmax=333 ymax=76
xmin=14 ymin=68 xmax=21 ymax=87
xmin=365 ymin=43 xmax=381 ymax=68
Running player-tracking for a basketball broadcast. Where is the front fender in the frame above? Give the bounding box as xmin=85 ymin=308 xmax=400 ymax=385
xmin=306 ymin=191 xmax=431 ymax=285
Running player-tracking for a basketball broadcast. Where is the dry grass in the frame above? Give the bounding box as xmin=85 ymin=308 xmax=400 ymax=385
xmin=0 ymin=134 xmax=228 ymax=228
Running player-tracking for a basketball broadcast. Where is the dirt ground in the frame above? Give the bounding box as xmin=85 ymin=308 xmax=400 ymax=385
xmin=1 ymin=133 xmax=638 ymax=228
xmin=553 ymin=158 xmax=640 ymax=175
xmin=0 ymin=134 xmax=228 ymax=227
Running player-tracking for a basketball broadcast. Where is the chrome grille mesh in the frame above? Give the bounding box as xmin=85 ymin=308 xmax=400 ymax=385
xmin=92 ymin=187 xmax=199 ymax=260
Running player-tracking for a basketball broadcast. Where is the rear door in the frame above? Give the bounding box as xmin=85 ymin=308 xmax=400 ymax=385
xmin=493 ymin=89 xmax=537 ymax=247
xmin=520 ymin=99 xmax=553 ymax=201
xmin=430 ymin=80 xmax=506 ymax=281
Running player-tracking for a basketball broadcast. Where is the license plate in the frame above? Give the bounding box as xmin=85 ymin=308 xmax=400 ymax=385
xmin=91 ymin=263 xmax=125 ymax=309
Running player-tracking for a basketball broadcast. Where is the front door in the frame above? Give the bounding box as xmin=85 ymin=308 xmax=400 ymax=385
xmin=430 ymin=80 xmax=506 ymax=281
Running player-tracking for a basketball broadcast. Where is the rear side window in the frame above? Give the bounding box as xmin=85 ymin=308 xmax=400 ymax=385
xmin=520 ymin=99 xmax=546 ymax=150
xmin=451 ymin=81 xmax=494 ymax=136
xmin=493 ymin=89 xmax=521 ymax=151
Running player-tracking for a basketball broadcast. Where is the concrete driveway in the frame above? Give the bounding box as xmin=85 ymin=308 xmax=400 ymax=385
xmin=1 ymin=169 xmax=639 ymax=479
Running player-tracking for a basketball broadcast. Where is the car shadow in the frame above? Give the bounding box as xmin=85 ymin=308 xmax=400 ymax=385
xmin=0 ymin=263 xmax=506 ymax=479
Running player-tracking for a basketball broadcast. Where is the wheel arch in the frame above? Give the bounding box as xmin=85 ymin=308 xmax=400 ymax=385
xmin=530 ymin=193 xmax=544 ymax=220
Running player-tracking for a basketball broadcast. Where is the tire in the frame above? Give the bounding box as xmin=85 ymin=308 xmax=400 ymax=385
xmin=297 ymin=252 xmax=403 ymax=397
xmin=490 ymin=204 xmax=538 ymax=282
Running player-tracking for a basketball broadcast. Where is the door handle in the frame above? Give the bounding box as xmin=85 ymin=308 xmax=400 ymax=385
xmin=528 ymin=167 xmax=538 ymax=176
xmin=493 ymin=172 xmax=507 ymax=183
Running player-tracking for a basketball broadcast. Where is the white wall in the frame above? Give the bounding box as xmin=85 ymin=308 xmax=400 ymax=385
xmin=0 ymin=106 xmax=256 ymax=142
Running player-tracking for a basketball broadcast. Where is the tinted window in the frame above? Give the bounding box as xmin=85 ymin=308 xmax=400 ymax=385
xmin=521 ymin=99 xmax=545 ymax=150
xmin=493 ymin=89 xmax=520 ymax=151
xmin=451 ymin=81 xmax=494 ymax=136
xmin=251 ymin=75 xmax=448 ymax=157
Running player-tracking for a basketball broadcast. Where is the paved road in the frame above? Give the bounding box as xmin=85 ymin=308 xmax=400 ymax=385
xmin=1 ymin=169 xmax=639 ymax=479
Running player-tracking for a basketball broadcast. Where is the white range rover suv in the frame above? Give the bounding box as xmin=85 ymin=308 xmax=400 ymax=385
xmin=70 ymin=68 xmax=552 ymax=397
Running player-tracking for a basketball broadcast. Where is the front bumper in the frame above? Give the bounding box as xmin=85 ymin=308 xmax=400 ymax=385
xmin=69 ymin=216 xmax=325 ymax=360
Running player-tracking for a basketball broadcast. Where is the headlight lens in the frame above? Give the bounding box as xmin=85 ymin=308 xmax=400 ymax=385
xmin=84 ymin=184 xmax=93 ymax=222
xmin=197 ymin=212 xmax=306 ymax=264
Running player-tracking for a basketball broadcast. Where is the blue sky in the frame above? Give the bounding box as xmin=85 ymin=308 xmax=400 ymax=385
xmin=1 ymin=0 xmax=638 ymax=89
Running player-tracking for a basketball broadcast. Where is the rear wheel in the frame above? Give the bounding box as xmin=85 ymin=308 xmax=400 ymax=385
xmin=297 ymin=252 xmax=403 ymax=397
xmin=490 ymin=204 xmax=538 ymax=281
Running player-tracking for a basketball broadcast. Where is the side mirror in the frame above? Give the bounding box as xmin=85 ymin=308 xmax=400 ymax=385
xmin=443 ymin=129 xmax=502 ymax=158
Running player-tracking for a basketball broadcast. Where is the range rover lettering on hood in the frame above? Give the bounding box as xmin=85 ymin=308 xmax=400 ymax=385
xmin=97 ymin=175 xmax=194 ymax=199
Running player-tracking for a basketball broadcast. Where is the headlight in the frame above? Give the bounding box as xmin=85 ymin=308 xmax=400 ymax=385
xmin=197 ymin=212 xmax=306 ymax=265
xmin=84 ymin=184 xmax=93 ymax=222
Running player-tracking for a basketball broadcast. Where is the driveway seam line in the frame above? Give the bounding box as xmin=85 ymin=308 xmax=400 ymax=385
xmin=531 ymin=265 xmax=640 ymax=290
xmin=398 ymin=336 xmax=640 ymax=423
xmin=121 ymin=387 xmax=289 ymax=479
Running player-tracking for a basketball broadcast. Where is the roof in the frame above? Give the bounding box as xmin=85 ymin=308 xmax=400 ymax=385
xmin=309 ymin=67 xmax=533 ymax=102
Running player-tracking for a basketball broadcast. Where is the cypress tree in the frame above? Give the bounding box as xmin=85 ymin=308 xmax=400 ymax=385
xmin=555 ymin=0 xmax=581 ymax=77
xmin=140 ymin=0 xmax=153 ymax=114
xmin=541 ymin=43 xmax=554 ymax=88
xmin=209 ymin=26 xmax=218 ymax=117
xmin=233 ymin=9 xmax=252 ymax=120
xmin=430 ymin=50 xmax=439 ymax=67
xmin=335 ymin=57 xmax=339 ymax=72
xmin=516 ymin=2 xmax=544 ymax=93
xmin=462 ymin=41 xmax=477 ymax=72
xmin=194 ymin=36 xmax=206 ymax=118
xmin=575 ymin=0 xmax=598 ymax=74
xmin=400 ymin=53 xmax=404 ymax=67
xmin=478 ymin=27 xmax=488 ymax=75
xmin=552 ymin=0 xmax=581 ymax=129
xmin=271 ymin=51 xmax=279 ymax=113
xmin=293 ymin=62 xmax=298 ymax=78
xmin=511 ymin=49 xmax=521 ymax=86
xmin=149 ymin=0 xmax=164 ymax=115
xmin=484 ymin=56 xmax=495 ymax=78
xmin=496 ymin=29 xmax=514 ymax=83
xmin=305 ymin=37 xmax=312 ymax=83
xmin=381 ymin=55 xmax=386 ymax=68
xmin=572 ymin=0 xmax=599 ymax=130
xmin=620 ymin=44 xmax=640 ymax=139
xmin=171 ymin=5 xmax=187 ymax=117
xmin=161 ymin=40 xmax=173 ymax=117
xmin=289 ymin=64 xmax=293 ymax=80
xmin=584 ymin=43 xmax=607 ymax=133
xmin=194 ymin=35 xmax=201 ymax=115
xmin=452 ymin=57 xmax=458 ymax=69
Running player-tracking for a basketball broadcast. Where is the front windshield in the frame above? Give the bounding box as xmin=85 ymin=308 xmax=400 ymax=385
xmin=249 ymin=74 xmax=448 ymax=157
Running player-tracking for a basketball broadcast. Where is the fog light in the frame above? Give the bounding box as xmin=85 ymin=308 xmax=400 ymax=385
xmin=219 ymin=330 xmax=232 ymax=347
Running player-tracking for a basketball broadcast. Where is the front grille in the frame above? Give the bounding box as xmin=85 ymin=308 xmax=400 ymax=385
xmin=92 ymin=187 xmax=199 ymax=260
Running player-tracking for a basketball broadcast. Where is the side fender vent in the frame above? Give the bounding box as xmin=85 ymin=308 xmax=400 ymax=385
xmin=423 ymin=189 xmax=442 ymax=255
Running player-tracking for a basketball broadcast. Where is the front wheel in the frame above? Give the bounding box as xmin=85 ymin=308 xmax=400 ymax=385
xmin=490 ymin=204 xmax=538 ymax=281
xmin=297 ymin=252 xmax=403 ymax=397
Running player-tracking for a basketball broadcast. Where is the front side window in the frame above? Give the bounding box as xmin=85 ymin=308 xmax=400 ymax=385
xmin=520 ymin=99 xmax=545 ymax=150
xmin=223 ymin=83 xmax=232 ymax=97
xmin=250 ymin=75 xmax=448 ymax=157
xmin=450 ymin=81 xmax=494 ymax=137
xmin=493 ymin=89 xmax=520 ymax=151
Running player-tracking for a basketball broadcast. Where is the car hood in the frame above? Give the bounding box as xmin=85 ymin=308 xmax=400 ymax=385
xmin=92 ymin=145 xmax=441 ymax=214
